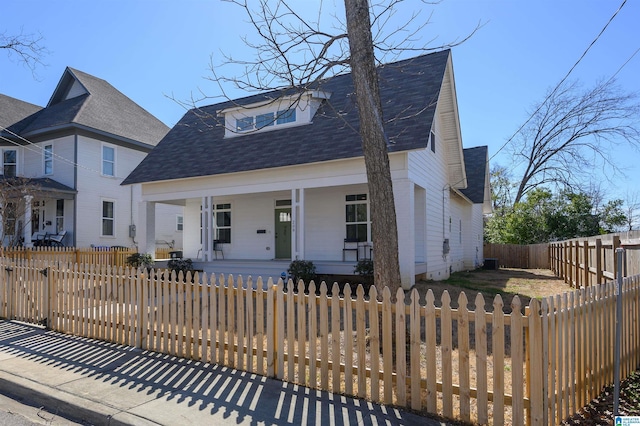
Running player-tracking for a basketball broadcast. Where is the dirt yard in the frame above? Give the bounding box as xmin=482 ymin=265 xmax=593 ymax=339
xmin=411 ymin=267 xmax=570 ymax=313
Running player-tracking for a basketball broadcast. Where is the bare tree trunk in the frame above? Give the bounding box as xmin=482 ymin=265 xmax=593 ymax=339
xmin=344 ymin=0 xmax=401 ymax=296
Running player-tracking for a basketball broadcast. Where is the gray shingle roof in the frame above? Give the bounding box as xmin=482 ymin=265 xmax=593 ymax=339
xmin=460 ymin=146 xmax=488 ymax=204
xmin=123 ymin=50 xmax=451 ymax=185
xmin=0 ymin=94 xmax=43 ymax=135
xmin=2 ymin=68 xmax=169 ymax=147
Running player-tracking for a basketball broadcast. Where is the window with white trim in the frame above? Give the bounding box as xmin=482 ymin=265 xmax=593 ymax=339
xmin=102 ymin=145 xmax=115 ymax=176
xmin=214 ymin=203 xmax=231 ymax=243
xmin=345 ymin=194 xmax=369 ymax=242
xmin=236 ymin=117 xmax=253 ymax=132
xmin=276 ymin=109 xmax=296 ymax=125
xmin=44 ymin=145 xmax=53 ymax=175
xmin=102 ymin=200 xmax=115 ymax=236
xmin=255 ymin=112 xmax=274 ymax=129
xmin=176 ymin=214 xmax=183 ymax=231
xmin=2 ymin=149 xmax=17 ymax=177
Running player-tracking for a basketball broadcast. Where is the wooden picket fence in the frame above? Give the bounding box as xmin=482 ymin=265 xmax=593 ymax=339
xmin=0 ymin=246 xmax=172 ymax=267
xmin=550 ymin=233 xmax=640 ymax=287
xmin=484 ymin=243 xmax=550 ymax=269
xmin=1 ymin=258 xmax=639 ymax=426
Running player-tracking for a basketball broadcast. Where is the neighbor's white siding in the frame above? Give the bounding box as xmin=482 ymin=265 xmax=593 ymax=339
xmin=75 ymin=135 xmax=148 ymax=247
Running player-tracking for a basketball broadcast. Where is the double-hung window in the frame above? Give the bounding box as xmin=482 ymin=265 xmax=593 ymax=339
xmin=214 ymin=203 xmax=231 ymax=243
xmin=3 ymin=149 xmax=17 ymax=177
xmin=102 ymin=145 xmax=115 ymax=176
xmin=176 ymin=214 xmax=184 ymax=231
xmin=44 ymin=145 xmax=53 ymax=175
xmin=345 ymin=194 xmax=369 ymax=242
xmin=102 ymin=200 xmax=115 ymax=236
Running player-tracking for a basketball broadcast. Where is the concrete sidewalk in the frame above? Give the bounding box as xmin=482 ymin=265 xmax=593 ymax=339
xmin=0 ymin=320 xmax=444 ymax=426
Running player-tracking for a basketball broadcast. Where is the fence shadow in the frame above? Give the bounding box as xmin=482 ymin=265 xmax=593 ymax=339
xmin=0 ymin=320 xmax=426 ymax=425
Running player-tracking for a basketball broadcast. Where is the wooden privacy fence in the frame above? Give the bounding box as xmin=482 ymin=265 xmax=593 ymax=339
xmin=484 ymin=243 xmax=550 ymax=269
xmin=550 ymin=234 xmax=640 ymax=287
xmin=0 ymin=246 xmax=172 ymax=267
xmin=1 ymin=259 xmax=640 ymax=426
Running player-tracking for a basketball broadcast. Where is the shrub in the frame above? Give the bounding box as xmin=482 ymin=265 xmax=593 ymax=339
xmin=287 ymin=260 xmax=316 ymax=287
xmin=354 ymin=259 xmax=374 ymax=286
xmin=126 ymin=253 xmax=154 ymax=270
xmin=167 ymin=258 xmax=194 ymax=277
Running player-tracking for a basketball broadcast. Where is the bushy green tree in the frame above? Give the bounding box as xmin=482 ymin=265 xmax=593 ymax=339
xmin=485 ymin=188 xmax=627 ymax=244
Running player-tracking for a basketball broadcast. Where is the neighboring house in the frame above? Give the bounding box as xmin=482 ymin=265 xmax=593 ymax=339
xmin=0 ymin=68 xmax=182 ymax=249
xmin=123 ymin=50 xmax=490 ymax=288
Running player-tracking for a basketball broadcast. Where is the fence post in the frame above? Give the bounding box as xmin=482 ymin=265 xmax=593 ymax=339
xmin=613 ymin=247 xmax=624 ymax=416
xmin=528 ymin=298 xmax=544 ymax=425
xmin=45 ymin=266 xmax=52 ymax=329
xmin=583 ymin=240 xmax=589 ymax=287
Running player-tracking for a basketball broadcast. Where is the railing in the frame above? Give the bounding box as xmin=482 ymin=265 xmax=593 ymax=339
xmin=2 ymin=258 xmax=639 ymax=425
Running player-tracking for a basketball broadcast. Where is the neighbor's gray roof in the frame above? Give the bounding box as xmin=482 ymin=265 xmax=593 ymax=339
xmin=1 ymin=68 xmax=169 ymax=147
xmin=460 ymin=146 xmax=488 ymax=204
xmin=0 ymin=94 xmax=42 ymax=135
xmin=123 ymin=50 xmax=451 ymax=185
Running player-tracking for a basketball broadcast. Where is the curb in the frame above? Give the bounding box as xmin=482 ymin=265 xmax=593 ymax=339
xmin=0 ymin=371 xmax=158 ymax=426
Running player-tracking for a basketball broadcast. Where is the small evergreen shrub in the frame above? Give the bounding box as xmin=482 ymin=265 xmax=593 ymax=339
xmin=287 ymin=260 xmax=317 ymax=290
xmin=167 ymin=258 xmax=194 ymax=277
xmin=126 ymin=253 xmax=154 ymax=270
xmin=354 ymin=259 xmax=374 ymax=284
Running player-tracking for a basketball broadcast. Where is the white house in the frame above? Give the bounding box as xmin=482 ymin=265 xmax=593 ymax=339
xmin=0 ymin=67 xmax=182 ymax=249
xmin=123 ymin=50 xmax=491 ymax=288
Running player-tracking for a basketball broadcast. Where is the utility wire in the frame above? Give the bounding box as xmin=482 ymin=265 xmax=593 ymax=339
xmin=0 ymin=124 xmax=110 ymax=176
xmin=488 ymin=0 xmax=628 ymax=164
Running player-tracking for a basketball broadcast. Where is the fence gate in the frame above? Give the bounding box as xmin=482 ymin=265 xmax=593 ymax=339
xmin=0 ymin=260 xmax=50 ymax=327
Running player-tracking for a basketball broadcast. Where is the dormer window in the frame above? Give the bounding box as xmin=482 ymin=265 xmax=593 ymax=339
xmin=276 ymin=109 xmax=296 ymax=125
xmin=221 ymin=90 xmax=330 ymax=138
xmin=236 ymin=117 xmax=253 ymax=132
xmin=256 ymin=113 xmax=274 ymax=128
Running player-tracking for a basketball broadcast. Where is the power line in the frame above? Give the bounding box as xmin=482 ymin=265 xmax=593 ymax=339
xmin=489 ymin=0 xmax=628 ymax=164
xmin=0 ymin=125 xmax=105 ymax=176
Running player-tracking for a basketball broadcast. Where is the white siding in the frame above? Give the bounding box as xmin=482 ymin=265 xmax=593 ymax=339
xmin=75 ymin=135 xmax=148 ymax=247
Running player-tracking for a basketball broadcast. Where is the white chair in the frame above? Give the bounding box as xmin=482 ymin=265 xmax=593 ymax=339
xmin=48 ymin=230 xmax=67 ymax=247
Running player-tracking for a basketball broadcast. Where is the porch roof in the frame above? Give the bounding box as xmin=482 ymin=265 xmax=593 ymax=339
xmin=0 ymin=176 xmax=76 ymax=200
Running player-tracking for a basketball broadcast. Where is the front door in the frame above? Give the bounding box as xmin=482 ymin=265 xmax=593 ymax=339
xmin=275 ymin=208 xmax=292 ymax=259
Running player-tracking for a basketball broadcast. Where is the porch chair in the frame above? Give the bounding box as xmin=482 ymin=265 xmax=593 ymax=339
xmin=213 ymin=239 xmax=224 ymax=259
xmin=47 ymin=230 xmax=67 ymax=247
xmin=31 ymin=232 xmax=46 ymax=246
xmin=343 ymin=238 xmax=359 ymax=261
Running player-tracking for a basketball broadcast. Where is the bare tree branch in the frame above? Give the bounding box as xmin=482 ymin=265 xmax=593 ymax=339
xmin=510 ymin=78 xmax=640 ymax=204
xmin=0 ymin=29 xmax=48 ymax=75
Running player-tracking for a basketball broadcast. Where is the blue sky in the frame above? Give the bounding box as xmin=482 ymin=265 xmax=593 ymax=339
xmin=3 ymin=0 xmax=639 ymax=206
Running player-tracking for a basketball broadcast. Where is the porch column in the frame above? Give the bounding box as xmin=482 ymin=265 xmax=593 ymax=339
xmin=23 ymin=195 xmax=33 ymax=248
xmin=393 ymin=179 xmax=415 ymax=289
xmin=138 ymin=201 xmax=156 ymax=257
xmin=201 ymin=197 xmax=213 ymax=261
xmin=292 ymin=188 xmax=305 ymax=260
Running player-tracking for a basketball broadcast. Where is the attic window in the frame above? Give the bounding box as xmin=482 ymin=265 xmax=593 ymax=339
xmin=276 ymin=109 xmax=296 ymax=124
xmin=430 ymin=130 xmax=436 ymax=153
xmin=256 ymin=113 xmax=274 ymax=128
xmin=236 ymin=117 xmax=253 ymax=132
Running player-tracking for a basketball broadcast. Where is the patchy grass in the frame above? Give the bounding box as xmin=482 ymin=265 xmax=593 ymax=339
xmin=411 ymin=267 xmax=569 ymax=313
